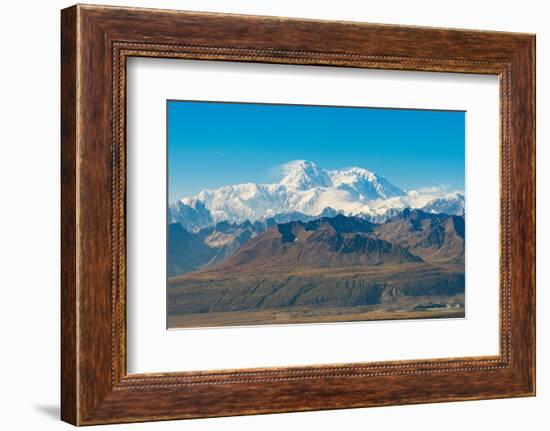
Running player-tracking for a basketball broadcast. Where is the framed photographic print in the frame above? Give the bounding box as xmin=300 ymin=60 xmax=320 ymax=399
xmin=61 ymin=4 xmax=536 ymax=425
xmin=165 ymin=101 xmax=466 ymax=329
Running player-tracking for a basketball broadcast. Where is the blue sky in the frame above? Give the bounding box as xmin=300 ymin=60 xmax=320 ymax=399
xmin=167 ymin=100 xmax=465 ymax=203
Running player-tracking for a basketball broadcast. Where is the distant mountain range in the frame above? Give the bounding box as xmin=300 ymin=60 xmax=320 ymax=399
xmin=207 ymin=215 xmax=421 ymax=274
xmin=168 ymin=211 xmax=465 ymax=317
xmin=421 ymin=192 xmax=465 ymax=216
xmin=168 ymin=209 xmax=464 ymax=277
xmin=169 ymin=160 xmax=465 ymax=232
xmin=167 ymin=161 xmax=465 ymax=325
xmin=376 ymin=208 xmax=465 ymax=263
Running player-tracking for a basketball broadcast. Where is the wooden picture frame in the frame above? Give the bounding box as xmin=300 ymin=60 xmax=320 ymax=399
xmin=61 ymin=4 xmax=535 ymax=425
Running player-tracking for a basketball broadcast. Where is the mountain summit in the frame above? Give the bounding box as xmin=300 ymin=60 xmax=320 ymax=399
xmin=421 ymin=192 xmax=465 ymax=216
xmin=169 ymin=160 xmax=411 ymax=230
xmin=279 ymin=160 xmax=333 ymax=190
xmin=277 ymin=160 xmax=405 ymax=199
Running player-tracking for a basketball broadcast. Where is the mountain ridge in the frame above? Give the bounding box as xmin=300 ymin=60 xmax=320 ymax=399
xmin=167 ymin=210 xmax=465 ymax=324
xmin=168 ymin=209 xmax=465 ymax=277
xmin=169 ymin=160 xmax=464 ymax=231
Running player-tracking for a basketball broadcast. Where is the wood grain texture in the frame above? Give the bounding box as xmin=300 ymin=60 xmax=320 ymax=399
xmin=60 ymin=4 xmax=536 ymax=425
xmin=60 ymin=6 xmax=78 ymax=425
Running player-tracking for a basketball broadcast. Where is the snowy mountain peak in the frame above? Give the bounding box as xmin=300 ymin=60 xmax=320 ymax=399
xmin=279 ymin=160 xmax=332 ymax=190
xmin=169 ymin=160 xmax=461 ymax=231
xmin=180 ymin=196 xmax=205 ymax=209
xmin=328 ymin=166 xmax=404 ymax=201
xmin=333 ymin=166 xmax=376 ymax=180
xmin=421 ymin=193 xmax=465 ymax=216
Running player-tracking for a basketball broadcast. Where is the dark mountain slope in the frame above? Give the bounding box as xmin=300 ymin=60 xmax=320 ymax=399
xmin=204 ymin=215 xmax=421 ymax=274
xmin=375 ymin=209 xmax=465 ymax=263
xmin=167 ymin=221 xmax=264 ymax=276
xmin=167 ymin=223 xmax=216 ymax=276
xmin=168 ymin=213 xmax=465 ymax=319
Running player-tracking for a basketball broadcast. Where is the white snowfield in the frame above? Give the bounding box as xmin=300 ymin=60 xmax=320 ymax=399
xmin=169 ymin=160 xmax=464 ymax=230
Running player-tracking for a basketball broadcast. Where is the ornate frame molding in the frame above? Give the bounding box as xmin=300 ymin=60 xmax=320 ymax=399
xmin=61 ymin=5 xmax=535 ymax=425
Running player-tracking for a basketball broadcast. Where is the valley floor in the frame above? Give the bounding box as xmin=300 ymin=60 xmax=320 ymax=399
xmin=167 ymin=262 xmax=465 ymax=328
xmin=167 ymin=298 xmax=465 ymax=329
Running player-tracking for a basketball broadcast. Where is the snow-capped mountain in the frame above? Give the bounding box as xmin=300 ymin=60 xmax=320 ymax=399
xmin=169 ymin=161 xmax=406 ymax=230
xmin=169 ymin=160 xmax=463 ymax=231
xmin=421 ymin=193 xmax=465 ymax=216
xmin=169 ymin=199 xmax=213 ymax=232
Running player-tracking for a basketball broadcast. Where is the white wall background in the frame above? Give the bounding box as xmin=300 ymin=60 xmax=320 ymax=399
xmin=0 ymin=1 xmax=546 ymax=429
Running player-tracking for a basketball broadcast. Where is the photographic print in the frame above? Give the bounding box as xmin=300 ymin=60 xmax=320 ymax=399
xmin=167 ymin=101 xmax=465 ymax=329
